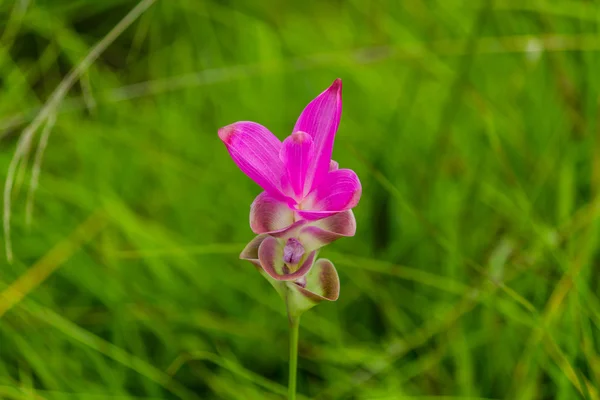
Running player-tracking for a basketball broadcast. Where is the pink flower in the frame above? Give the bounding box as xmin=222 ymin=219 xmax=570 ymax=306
xmin=218 ymin=79 xmax=361 ymax=235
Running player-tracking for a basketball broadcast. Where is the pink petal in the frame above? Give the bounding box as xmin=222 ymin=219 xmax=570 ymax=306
xmin=280 ymin=131 xmax=314 ymax=199
xmin=258 ymin=236 xmax=315 ymax=281
xmin=293 ymin=79 xmax=342 ymax=193
xmin=250 ymin=192 xmax=296 ymax=234
xmin=298 ymin=169 xmax=361 ymax=220
xmin=298 ymin=210 xmax=356 ymax=252
xmin=218 ymin=122 xmax=286 ymax=199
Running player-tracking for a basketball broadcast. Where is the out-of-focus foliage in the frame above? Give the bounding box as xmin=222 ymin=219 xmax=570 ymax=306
xmin=1 ymin=1 xmax=599 ymax=399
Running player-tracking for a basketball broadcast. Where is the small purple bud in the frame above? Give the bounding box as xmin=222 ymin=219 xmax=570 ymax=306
xmin=283 ymin=238 xmax=305 ymax=265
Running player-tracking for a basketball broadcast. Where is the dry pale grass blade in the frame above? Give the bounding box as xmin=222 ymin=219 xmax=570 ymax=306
xmin=25 ymin=113 xmax=56 ymax=227
xmin=0 ymin=211 xmax=105 ymax=319
xmin=3 ymin=0 xmax=158 ymax=263
xmin=80 ymin=72 xmax=97 ymax=112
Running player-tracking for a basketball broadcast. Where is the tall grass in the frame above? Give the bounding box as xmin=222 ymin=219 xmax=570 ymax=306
xmin=1 ymin=1 xmax=599 ymax=399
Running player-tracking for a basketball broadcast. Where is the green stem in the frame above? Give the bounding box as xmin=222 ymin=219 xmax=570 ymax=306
xmin=288 ymin=313 xmax=300 ymax=400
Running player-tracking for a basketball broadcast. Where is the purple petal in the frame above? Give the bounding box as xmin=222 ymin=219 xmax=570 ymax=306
xmin=250 ymin=192 xmax=295 ymax=234
xmin=280 ymin=131 xmax=314 ymax=199
xmin=298 ymin=210 xmax=356 ymax=252
xmin=218 ymin=122 xmax=286 ymax=200
xmin=293 ymin=79 xmax=342 ymax=193
xmin=298 ymin=169 xmax=361 ymax=220
xmin=258 ymin=236 xmax=315 ymax=281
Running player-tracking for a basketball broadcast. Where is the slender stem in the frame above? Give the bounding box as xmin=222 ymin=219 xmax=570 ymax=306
xmin=288 ymin=313 xmax=300 ymax=400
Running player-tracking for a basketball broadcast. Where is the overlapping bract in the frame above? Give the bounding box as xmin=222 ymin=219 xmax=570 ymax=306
xmin=219 ymin=79 xmax=360 ymax=315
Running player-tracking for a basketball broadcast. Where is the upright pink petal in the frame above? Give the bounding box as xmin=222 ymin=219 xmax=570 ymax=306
xmin=218 ymin=122 xmax=286 ymax=199
xmin=298 ymin=169 xmax=361 ymax=220
xmin=280 ymin=131 xmax=314 ymax=199
xmin=293 ymin=79 xmax=342 ymax=193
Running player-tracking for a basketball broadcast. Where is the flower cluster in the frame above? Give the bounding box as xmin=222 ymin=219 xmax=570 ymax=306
xmin=218 ymin=79 xmax=361 ymax=316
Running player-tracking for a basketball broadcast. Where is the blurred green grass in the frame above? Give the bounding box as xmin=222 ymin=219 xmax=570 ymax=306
xmin=1 ymin=0 xmax=600 ymax=399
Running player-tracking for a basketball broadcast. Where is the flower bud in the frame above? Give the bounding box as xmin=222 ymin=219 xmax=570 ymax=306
xmin=283 ymin=238 xmax=305 ymax=265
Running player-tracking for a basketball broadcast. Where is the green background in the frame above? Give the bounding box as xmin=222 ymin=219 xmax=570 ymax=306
xmin=1 ymin=1 xmax=599 ymax=399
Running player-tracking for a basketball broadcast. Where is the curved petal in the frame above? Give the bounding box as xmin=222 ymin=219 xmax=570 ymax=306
xmin=239 ymin=234 xmax=267 ymax=262
xmin=298 ymin=210 xmax=356 ymax=252
xmin=285 ymin=259 xmax=340 ymax=317
xmin=329 ymin=160 xmax=339 ymax=171
xmin=299 ymin=258 xmax=340 ymax=301
xmin=240 ymin=235 xmax=287 ymax=299
xmin=218 ymin=122 xmax=286 ymax=200
xmin=314 ymin=209 xmax=356 ymax=236
xmin=268 ymin=220 xmax=307 ymax=239
xmin=293 ymin=79 xmax=342 ymax=193
xmin=258 ymin=236 xmax=315 ymax=281
xmin=250 ymin=192 xmax=295 ymax=234
xmin=298 ymin=168 xmax=361 ymax=220
xmin=280 ymin=131 xmax=314 ymax=199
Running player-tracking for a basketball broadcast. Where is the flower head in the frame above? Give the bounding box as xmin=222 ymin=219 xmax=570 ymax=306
xmin=218 ymin=79 xmax=361 ymax=234
xmin=221 ymin=79 xmax=360 ymax=315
